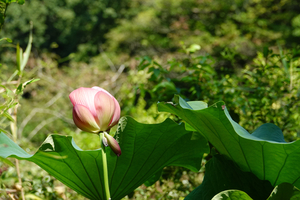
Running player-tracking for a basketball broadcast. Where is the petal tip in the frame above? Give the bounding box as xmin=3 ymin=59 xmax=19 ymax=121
xmin=104 ymin=132 xmax=121 ymax=156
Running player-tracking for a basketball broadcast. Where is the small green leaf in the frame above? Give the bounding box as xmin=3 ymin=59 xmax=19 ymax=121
xmin=7 ymin=70 xmax=18 ymax=82
xmin=5 ymin=88 xmax=14 ymax=98
xmin=7 ymin=102 xmax=18 ymax=109
xmin=17 ymin=0 xmax=25 ymax=5
xmin=186 ymin=44 xmax=201 ymax=53
xmin=0 ymin=37 xmax=12 ymax=42
xmin=152 ymin=81 xmax=177 ymax=93
xmin=16 ymin=43 xmax=22 ymax=72
xmin=16 ymin=78 xmax=39 ymax=95
xmin=2 ymin=111 xmax=14 ymax=122
xmin=0 ymin=157 xmax=14 ymax=167
xmin=0 ymin=128 xmax=8 ymax=134
xmin=187 ymin=101 xmax=208 ymax=110
xmin=20 ymin=23 xmax=32 ymax=71
xmin=16 ymin=83 xmax=23 ymax=95
xmin=212 ymin=190 xmax=253 ymax=200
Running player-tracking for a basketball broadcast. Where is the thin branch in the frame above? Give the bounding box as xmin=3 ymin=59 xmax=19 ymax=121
xmin=45 ymin=92 xmax=63 ymax=107
xmin=101 ymin=64 xmax=126 ymax=89
xmin=27 ymin=116 xmax=58 ymax=140
xmin=18 ymin=108 xmax=73 ymax=137
xmin=1 ymin=81 xmax=19 ymax=85
xmin=0 ymin=189 xmax=18 ymax=193
xmin=111 ymin=64 xmax=125 ymax=82
xmin=99 ymin=46 xmax=117 ymax=72
xmin=18 ymin=91 xmax=71 ymax=137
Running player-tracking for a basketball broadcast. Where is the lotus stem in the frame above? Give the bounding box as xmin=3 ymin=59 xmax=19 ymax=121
xmin=100 ymin=132 xmax=111 ymax=200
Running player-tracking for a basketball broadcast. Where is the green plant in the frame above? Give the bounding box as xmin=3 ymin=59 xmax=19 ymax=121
xmin=133 ymin=44 xmax=300 ymax=141
xmin=0 ymin=22 xmax=40 ymax=199
xmin=1 ymin=95 xmax=300 ymax=199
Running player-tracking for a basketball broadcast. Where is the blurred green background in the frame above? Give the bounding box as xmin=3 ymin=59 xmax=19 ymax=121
xmin=0 ymin=0 xmax=300 ymax=199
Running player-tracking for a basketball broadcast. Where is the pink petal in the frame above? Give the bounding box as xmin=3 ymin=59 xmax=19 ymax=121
xmin=108 ymin=97 xmax=121 ymax=128
xmin=69 ymin=87 xmax=98 ymax=116
xmin=91 ymin=87 xmax=112 ymax=96
xmin=73 ymin=104 xmax=100 ymax=133
xmin=94 ymin=91 xmax=115 ymax=131
xmin=104 ymin=132 xmax=121 ymax=156
xmin=92 ymin=87 xmax=120 ymax=128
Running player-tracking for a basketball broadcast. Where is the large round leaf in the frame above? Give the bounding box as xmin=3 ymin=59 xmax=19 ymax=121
xmin=158 ymin=95 xmax=300 ymax=188
xmin=0 ymin=116 xmax=209 ymax=200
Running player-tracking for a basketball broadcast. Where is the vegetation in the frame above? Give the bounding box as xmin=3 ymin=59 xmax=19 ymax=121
xmin=0 ymin=0 xmax=300 ymax=199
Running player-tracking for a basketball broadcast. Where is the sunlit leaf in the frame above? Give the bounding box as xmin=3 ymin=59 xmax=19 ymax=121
xmin=0 ymin=37 xmax=12 ymax=42
xmin=211 ymin=190 xmax=253 ymax=200
xmin=0 ymin=156 xmax=14 ymax=167
xmin=0 ymin=117 xmax=209 ymax=200
xmin=2 ymin=111 xmax=14 ymax=122
xmin=16 ymin=43 xmax=22 ymax=72
xmin=16 ymin=78 xmax=40 ymax=95
xmin=17 ymin=0 xmax=25 ymax=5
xmin=20 ymin=23 xmax=32 ymax=71
xmin=0 ymin=128 xmax=8 ymax=134
xmin=158 ymin=95 xmax=300 ymax=189
xmin=7 ymin=70 xmax=18 ymax=82
xmin=186 ymin=44 xmax=201 ymax=53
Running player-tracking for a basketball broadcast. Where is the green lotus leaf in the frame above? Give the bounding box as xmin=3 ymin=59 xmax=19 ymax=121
xmin=0 ymin=116 xmax=209 ymax=200
xmin=158 ymin=95 xmax=300 ymax=188
xmin=185 ymin=155 xmax=273 ymax=200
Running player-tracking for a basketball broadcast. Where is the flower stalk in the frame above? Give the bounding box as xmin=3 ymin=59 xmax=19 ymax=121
xmin=100 ymin=132 xmax=111 ymax=200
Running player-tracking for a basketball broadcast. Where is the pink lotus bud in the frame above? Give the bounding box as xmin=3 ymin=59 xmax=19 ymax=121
xmin=69 ymin=87 xmax=121 ymax=133
xmin=104 ymin=132 xmax=122 ymax=156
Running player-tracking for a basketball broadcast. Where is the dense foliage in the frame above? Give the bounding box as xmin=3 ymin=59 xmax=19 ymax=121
xmin=134 ymin=46 xmax=300 ymax=141
xmin=1 ymin=0 xmax=131 ymax=60
xmin=2 ymin=0 xmax=300 ymax=64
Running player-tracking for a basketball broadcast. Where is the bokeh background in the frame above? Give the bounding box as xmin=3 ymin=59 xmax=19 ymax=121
xmin=1 ymin=0 xmax=300 ymax=199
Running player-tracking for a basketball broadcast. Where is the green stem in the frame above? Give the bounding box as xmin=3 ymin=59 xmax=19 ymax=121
xmin=100 ymin=132 xmax=111 ymax=200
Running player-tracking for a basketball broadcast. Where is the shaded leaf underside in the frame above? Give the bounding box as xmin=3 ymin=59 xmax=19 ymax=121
xmin=0 ymin=117 xmax=209 ymax=200
xmin=185 ymin=155 xmax=273 ymax=200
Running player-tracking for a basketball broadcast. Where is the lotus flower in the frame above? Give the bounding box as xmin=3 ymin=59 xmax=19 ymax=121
xmin=69 ymin=87 xmax=121 ymax=156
